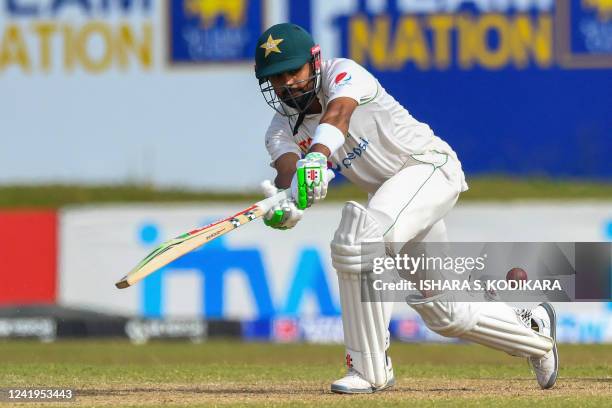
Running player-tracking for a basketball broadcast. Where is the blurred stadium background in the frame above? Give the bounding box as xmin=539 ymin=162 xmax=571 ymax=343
xmin=1 ymin=0 xmax=611 ymax=354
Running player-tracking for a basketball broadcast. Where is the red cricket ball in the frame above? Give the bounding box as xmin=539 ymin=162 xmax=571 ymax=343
xmin=506 ymin=267 xmax=528 ymax=281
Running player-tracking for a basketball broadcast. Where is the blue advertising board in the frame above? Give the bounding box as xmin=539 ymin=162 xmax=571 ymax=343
xmin=285 ymin=0 xmax=611 ymax=178
xmin=137 ymin=222 xmax=339 ymax=319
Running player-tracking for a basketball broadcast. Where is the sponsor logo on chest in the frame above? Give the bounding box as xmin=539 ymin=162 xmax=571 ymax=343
xmin=331 ymin=137 xmax=370 ymax=172
xmin=295 ymin=133 xmax=370 ymax=173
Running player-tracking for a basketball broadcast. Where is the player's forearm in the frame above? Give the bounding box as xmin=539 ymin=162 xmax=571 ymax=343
xmin=275 ymin=173 xmax=293 ymax=190
xmin=273 ymin=152 xmax=299 ymax=189
xmin=319 ymin=110 xmax=350 ymax=136
xmin=310 ymin=97 xmax=356 ymax=157
xmin=319 ymin=97 xmax=356 ymax=136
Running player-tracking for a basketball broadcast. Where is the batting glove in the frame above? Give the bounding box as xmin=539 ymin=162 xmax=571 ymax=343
xmin=261 ymin=180 xmax=303 ymax=230
xmin=291 ymin=152 xmax=329 ymax=210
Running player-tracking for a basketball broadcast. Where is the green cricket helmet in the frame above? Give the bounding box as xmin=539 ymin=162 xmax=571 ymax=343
xmin=254 ymin=23 xmax=321 ymax=118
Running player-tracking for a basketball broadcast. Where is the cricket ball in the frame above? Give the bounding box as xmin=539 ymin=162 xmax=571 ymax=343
xmin=506 ymin=267 xmax=528 ymax=281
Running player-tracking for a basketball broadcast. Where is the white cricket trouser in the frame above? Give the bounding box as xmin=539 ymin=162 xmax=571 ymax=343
xmin=364 ymin=154 xmax=553 ymax=360
xmin=367 ymin=151 xmax=465 ymax=248
xmin=331 ymin=152 xmax=466 ymax=387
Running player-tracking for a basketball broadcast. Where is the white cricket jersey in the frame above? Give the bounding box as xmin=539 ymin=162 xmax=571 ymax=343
xmin=264 ymin=58 xmax=468 ymax=194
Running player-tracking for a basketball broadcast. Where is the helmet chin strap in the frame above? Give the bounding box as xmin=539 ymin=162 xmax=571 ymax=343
xmin=292 ymin=112 xmax=306 ymax=136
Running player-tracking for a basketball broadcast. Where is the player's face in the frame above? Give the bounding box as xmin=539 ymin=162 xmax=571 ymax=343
xmin=268 ymin=62 xmax=315 ymax=110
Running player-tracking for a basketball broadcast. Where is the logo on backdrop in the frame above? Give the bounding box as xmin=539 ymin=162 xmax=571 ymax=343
xmin=556 ymin=0 xmax=612 ymax=67
xmin=168 ymin=0 xmax=264 ymax=64
xmin=582 ymin=0 xmax=612 ymax=20
xmin=137 ymin=221 xmax=339 ymax=318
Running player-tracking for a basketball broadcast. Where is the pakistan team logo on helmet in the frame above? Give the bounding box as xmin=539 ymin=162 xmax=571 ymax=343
xmin=254 ymin=23 xmax=321 ymax=118
xmin=260 ymin=34 xmax=284 ymax=57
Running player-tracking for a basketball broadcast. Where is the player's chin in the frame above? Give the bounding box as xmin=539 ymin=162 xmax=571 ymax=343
xmin=282 ymin=90 xmax=304 ymax=100
xmin=282 ymin=93 xmax=310 ymax=110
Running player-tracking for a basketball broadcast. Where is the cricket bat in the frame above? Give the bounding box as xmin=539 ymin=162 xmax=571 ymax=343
xmin=114 ymin=170 xmax=333 ymax=289
xmin=114 ymin=188 xmax=291 ymax=289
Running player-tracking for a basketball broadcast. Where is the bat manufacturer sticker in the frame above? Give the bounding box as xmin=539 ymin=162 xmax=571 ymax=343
xmin=204 ymin=230 xmax=223 ymax=241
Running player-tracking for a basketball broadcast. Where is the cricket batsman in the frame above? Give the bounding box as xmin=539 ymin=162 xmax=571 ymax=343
xmin=254 ymin=23 xmax=559 ymax=393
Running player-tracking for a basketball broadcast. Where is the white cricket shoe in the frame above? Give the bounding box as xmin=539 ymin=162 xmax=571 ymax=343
xmin=330 ymin=357 xmax=395 ymax=394
xmin=524 ymin=303 xmax=559 ymax=389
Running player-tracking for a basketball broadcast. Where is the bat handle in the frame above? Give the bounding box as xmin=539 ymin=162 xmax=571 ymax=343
xmin=258 ymin=169 xmax=336 ymax=213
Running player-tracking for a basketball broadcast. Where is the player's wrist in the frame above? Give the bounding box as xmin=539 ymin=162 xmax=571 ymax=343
xmin=303 ymin=151 xmax=327 ymax=166
xmin=311 ymin=123 xmax=345 ymax=156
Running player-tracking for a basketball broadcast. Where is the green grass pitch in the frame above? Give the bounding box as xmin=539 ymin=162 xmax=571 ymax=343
xmin=1 ymin=341 xmax=610 ymax=407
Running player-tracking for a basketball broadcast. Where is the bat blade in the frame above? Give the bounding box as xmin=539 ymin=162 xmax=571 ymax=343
xmin=114 ymin=223 xmax=228 ymax=289
xmin=115 ymin=211 xmax=254 ymax=289
xmin=114 ymin=188 xmax=293 ymax=289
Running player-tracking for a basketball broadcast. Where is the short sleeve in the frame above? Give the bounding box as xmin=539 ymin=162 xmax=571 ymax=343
xmin=325 ymin=59 xmax=378 ymax=105
xmin=265 ymin=113 xmax=302 ymax=165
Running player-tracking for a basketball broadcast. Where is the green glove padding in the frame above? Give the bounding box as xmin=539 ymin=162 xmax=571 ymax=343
xmin=296 ymin=167 xmax=308 ymax=210
xmin=264 ymin=209 xmax=288 ymax=230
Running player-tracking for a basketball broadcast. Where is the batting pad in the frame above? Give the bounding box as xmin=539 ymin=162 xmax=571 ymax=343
xmin=331 ymin=201 xmax=393 ymax=387
xmin=411 ymin=299 xmax=553 ymax=358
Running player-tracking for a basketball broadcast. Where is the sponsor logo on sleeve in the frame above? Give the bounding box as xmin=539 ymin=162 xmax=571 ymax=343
xmin=333 ymin=72 xmax=352 ymax=87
